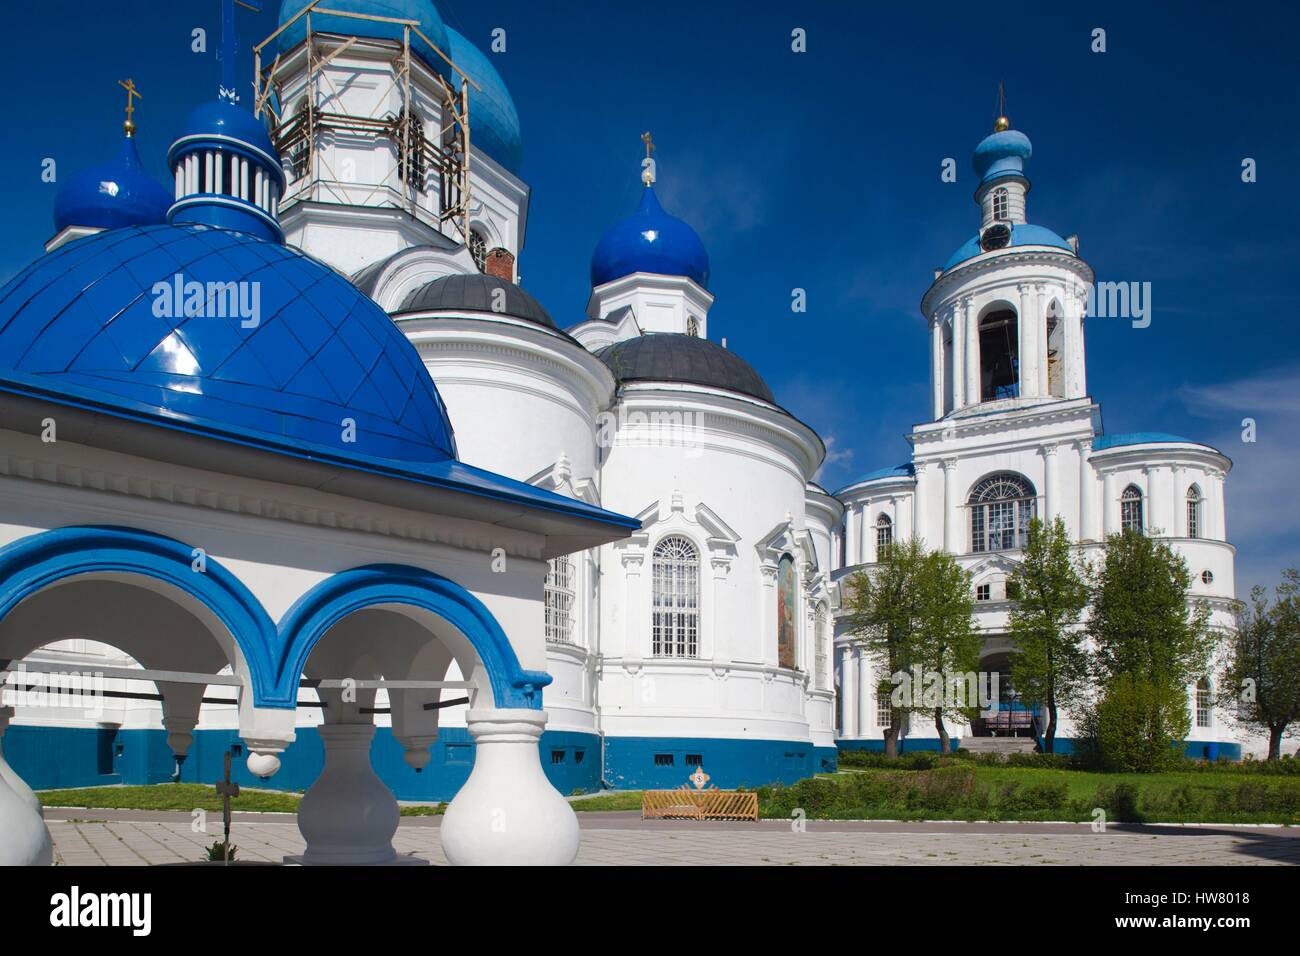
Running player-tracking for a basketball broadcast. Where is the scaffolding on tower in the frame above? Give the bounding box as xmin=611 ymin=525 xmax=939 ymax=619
xmin=251 ymin=1 xmax=478 ymax=244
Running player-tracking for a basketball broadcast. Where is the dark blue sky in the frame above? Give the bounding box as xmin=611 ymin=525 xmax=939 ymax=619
xmin=3 ymin=1 xmax=1297 ymax=593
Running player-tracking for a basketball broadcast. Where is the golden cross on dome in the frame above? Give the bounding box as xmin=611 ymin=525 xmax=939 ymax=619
xmin=641 ymin=130 xmax=655 ymax=158
xmin=994 ymin=81 xmax=1010 ymax=132
xmin=118 ymin=78 xmax=142 ymax=137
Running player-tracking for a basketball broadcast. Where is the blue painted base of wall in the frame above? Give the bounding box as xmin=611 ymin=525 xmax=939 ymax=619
xmin=836 ymin=737 xmax=963 ymax=754
xmin=5 ymin=725 xmax=603 ymax=801
xmin=603 ymin=736 xmax=819 ymax=790
xmin=1039 ymin=737 xmax=1243 ymax=762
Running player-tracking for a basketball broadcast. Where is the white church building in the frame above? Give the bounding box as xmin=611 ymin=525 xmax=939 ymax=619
xmin=0 ymin=0 xmax=1257 ymax=859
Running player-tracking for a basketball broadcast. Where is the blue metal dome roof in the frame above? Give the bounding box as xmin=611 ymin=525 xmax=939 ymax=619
xmin=0 ymin=223 xmax=457 ymax=463
xmin=276 ymin=0 xmax=454 ymax=84
xmin=170 ymin=100 xmax=282 ymax=173
xmin=591 ymin=186 xmax=710 ymax=289
xmin=1093 ymin=432 xmax=1194 ymax=450
xmin=444 ymin=27 xmax=522 ymax=174
xmin=943 ymin=223 xmax=1075 ymax=271
xmin=973 ymin=128 xmax=1032 ymax=186
xmin=53 ymin=135 xmax=172 ymax=234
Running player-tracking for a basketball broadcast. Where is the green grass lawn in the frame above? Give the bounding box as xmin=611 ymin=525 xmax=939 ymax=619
xmin=37 ymin=784 xmax=450 ymax=816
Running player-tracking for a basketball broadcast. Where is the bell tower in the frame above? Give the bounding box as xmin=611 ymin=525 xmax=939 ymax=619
xmin=920 ymin=108 xmax=1093 ymax=422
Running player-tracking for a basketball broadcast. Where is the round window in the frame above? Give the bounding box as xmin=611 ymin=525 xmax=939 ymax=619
xmin=1201 ymin=570 xmax=1214 ymax=585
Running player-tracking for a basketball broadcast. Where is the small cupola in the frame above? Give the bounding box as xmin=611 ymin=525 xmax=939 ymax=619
xmin=166 ymin=0 xmax=286 ymax=243
xmin=166 ymin=99 xmax=287 ymax=243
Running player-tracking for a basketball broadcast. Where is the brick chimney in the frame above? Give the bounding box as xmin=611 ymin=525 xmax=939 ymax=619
xmin=485 ymin=248 xmax=515 ymax=282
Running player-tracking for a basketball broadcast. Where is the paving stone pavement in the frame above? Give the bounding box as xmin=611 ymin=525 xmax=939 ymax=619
xmin=42 ymin=810 xmax=1300 ymax=866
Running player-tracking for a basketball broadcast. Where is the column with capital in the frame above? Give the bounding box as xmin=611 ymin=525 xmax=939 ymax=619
xmin=858 ymin=502 xmax=869 ymax=564
xmin=1042 ymin=443 xmax=1060 ymax=523
xmin=1173 ymin=465 xmax=1187 ymax=537
xmin=942 ymin=458 xmax=961 ymax=553
xmin=1036 ymin=286 xmax=1051 ymax=396
xmin=913 ymin=462 xmax=931 ymax=546
xmin=1078 ymin=439 xmax=1096 ymax=541
xmin=951 ymin=302 xmax=966 ymax=410
xmin=894 ymin=494 xmax=912 ymax=543
xmin=931 ymin=314 xmax=945 ymax=419
xmin=964 ymin=297 xmax=980 ymax=405
xmin=1143 ymin=465 xmax=1164 ymax=535
xmin=1208 ymin=468 xmax=1226 ymax=540
xmin=857 ymin=649 xmax=872 ymax=739
xmin=1074 ymin=287 xmax=1089 ymax=396
xmin=1017 ymin=283 xmax=1038 ymax=398
xmin=840 ymin=645 xmax=858 ymax=738
xmin=845 ymin=503 xmax=858 ymax=565
xmin=1102 ymin=470 xmax=1117 ymax=535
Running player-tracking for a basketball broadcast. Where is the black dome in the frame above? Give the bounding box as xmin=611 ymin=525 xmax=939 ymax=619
xmin=396 ymin=273 xmax=555 ymax=328
xmin=597 ymin=334 xmax=774 ymax=404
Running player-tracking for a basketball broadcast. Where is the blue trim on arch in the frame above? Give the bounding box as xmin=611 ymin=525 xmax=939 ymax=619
xmin=277 ymin=564 xmax=550 ymax=710
xmin=0 ymin=525 xmax=286 ymax=706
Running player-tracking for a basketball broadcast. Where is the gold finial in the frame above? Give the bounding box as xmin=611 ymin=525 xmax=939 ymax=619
xmin=119 ymin=78 xmax=142 ymax=137
xmin=640 ymin=131 xmax=657 ymax=186
xmin=993 ymin=81 xmax=1010 ymax=132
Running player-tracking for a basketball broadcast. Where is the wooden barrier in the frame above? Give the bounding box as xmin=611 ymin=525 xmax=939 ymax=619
xmin=641 ymin=788 xmax=759 ymax=822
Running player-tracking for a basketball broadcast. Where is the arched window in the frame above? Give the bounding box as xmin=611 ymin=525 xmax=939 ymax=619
xmin=992 ymin=187 xmax=1009 ymax=221
xmin=1196 ymin=677 xmax=1212 ymax=728
xmin=652 ymin=536 xmax=699 ymax=658
xmin=978 ymin=307 xmax=1019 ymax=401
xmin=1186 ymin=485 xmax=1203 ymax=539
xmin=875 ymin=513 xmax=893 ymax=558
xmin=544 ymin=555 xmax=576 ymax=645
xmin=283 ymin=98 xmax=313 ymax=183
xmin=1120 ymin=484 xmax=1144 ymax=534
xmin=395 ymin=109 xmax=427 ymax=191
xmin=1044 ymin=298 xmax=1065 ymax=397
xmin=814 ymin=603 xmax=828 ymax=689
xmin=777 ymin=554 xmax=797 ymax=669
xmin=969 ymin=473 xmax=1036 ymax=553
xmin=468 ymin=229 xmax=488 ymax=272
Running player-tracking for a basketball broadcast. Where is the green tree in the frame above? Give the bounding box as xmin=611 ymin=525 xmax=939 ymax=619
xmin=1222 ymin=570 xmax=1300 ymax=760
xmin=841 ymin=539 xmax=977 ymax=756
xmin=1087 ymin=530 xmax=1213 ymax=770
xmin=912 ymin=550 xmax=979 ymax=753
xmin=1006 ymin=517 xmax=1090 ymax=753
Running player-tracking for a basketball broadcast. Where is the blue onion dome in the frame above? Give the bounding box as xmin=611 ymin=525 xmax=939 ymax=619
xmin=973 ymin=127 xmax=1032 ymax=186
xmin=53 ymin=134 xmax=172 ymax=234
xmin=276 ymin=0 xmax=454 ymax=85
xmin=167 ymin=99 xmax=287 ymax=243
xmin=443 ymin=27 xmax=522 ymax=174
xmin=0 ymin=223 xmax=457 ymax=463
xmin=591 ymin=185 xmax=710 ymax=290
xmin=943 ymin=224 xmax=1074 ymax=270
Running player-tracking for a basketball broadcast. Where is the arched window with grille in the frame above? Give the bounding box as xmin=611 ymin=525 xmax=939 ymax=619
xmin=282 ymin=98 xmax=314 ymax=183
xmin=544 ymin=555 xmax=576 ymax=645
xmin=652 ymin=535 xmax=699 ymax=657
xmin=875 ymin=513 xmax=893 ymax=558
xmin=1186 ymin=485 xmax=1202 ymax=539
xmin=969 ymin=473 xmax=1036 ymax=553
xmin=395 ymin=109 xmax=427 ymax=191
xmin=1196 ymin=677 xmax=1212 ymax=728
xmin=1121 ymin=484 xmax=1144 ymax=534
xmin=992 ymin=187 xmax=1009 ymax=221
xmin=468 ymin=229 xmax=487 ymax=272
